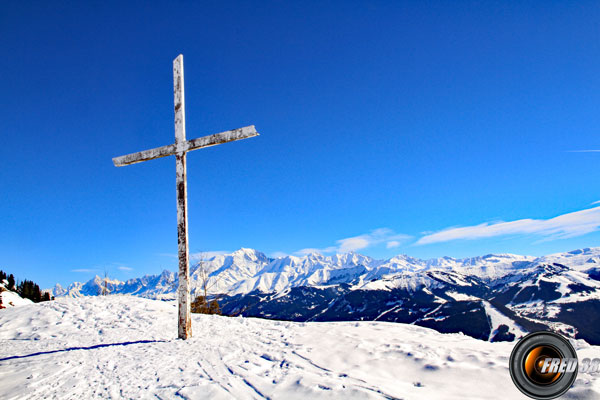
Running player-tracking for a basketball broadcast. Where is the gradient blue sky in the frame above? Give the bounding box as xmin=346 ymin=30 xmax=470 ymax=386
xmin=2 ymin=1 xmax=599 ymax=288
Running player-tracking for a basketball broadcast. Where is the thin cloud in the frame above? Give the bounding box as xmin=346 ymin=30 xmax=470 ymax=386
xmin=338 ymin=237 xmax=370 ymax=253
xmin=295 ymin=247 xmax=337 ymax=256
xmin=417 ymin=205 xmax=600 ymax=245
xmin=72 ymin=262 xmax=131 ymax=274
xmin=270 ymin=251 xmax=290 ymax=258
xmin=157 ymin=253 xmax=178 ymax=258
xmin=296 ymin=228 xmax=411 ymax=255
xmin=386 ymin=241 xmax=401 ymax=249
xmin=567 ymin=150 xmax=600 ymax=153
xmin=190 ymin=251 xmax=230 ymax=260
xmin=159 ymin=251 xmax=230 ymax=260
xmin=592 ymin=200 xmax=600 ymax=205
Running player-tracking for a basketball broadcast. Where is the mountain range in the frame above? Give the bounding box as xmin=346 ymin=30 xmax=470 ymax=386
xmin=51 ymin=247 xmax=600 ymax=344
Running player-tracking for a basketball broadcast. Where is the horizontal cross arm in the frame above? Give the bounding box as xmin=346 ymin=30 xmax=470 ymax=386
xmin=186 ymin=125 xmax=259 ymax=153
xmin=112 ymin=125 xmax=259 ymax=167
xmin=112 ymin=143 xmax=176 ymax=167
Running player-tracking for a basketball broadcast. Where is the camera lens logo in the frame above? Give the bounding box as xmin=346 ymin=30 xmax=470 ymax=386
xmin=509 ymin=331 xmax=578 ymax=399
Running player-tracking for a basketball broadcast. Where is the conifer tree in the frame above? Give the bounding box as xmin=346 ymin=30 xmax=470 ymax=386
xmin=0 ymin=271 xmax=53 ymax=303
xmin=7 ymin=274 xmax=15 ymax=290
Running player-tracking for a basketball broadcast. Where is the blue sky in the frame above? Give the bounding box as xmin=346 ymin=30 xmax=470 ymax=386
xmin=1 ymin=1 xmax=599 ymax=288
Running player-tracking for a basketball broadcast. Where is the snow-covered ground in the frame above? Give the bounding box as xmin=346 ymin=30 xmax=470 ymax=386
xmin=0 ymin=288 xmax=33 ymax=308
xmin=0 ymin=280 xmax=33 ymax=309
xmin=1 ymin=296 xmax=599 ymax=399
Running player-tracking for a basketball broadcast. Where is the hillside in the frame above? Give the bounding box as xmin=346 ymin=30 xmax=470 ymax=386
xmin=0 ymin=281 xmax=33 ymax=309
xmin=0 ymin=289 xmax=33 ymax=309
xmin=1 ymin=296 xmax=598 ymax=399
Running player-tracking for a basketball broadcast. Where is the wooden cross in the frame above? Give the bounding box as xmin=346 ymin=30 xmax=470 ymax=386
xmin=112 ymin=54 xmax=259 ymax=339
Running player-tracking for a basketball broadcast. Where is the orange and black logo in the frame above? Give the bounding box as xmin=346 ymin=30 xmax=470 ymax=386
xmin=509 ymin=331 xmax=578 ymax=399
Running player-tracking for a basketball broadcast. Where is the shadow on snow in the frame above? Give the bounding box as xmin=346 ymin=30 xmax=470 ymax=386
xmin=0 ymin=339 xmax=167 ymax=362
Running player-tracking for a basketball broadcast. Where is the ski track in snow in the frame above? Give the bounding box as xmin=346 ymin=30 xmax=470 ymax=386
xmin=1 ymin=296 xmax=599 ymax=399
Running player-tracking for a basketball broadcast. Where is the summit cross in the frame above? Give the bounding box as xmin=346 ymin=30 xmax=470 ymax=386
xmin=112 ymin=54 xmax=259 ymax=339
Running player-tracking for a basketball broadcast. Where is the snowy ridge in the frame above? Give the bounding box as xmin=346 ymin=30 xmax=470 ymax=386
xmin=52 ymin=247 xmax=600 ymax=299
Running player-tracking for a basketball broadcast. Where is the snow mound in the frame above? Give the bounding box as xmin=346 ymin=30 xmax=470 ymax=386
xmin=0 ymin=283 xmax=32 ymax=308
xmin=0 ymin=296 xmax=598 ymax=399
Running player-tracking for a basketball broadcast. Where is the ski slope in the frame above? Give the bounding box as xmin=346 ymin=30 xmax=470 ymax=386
xmin=0 ymin=296 xmax=598 ymax=399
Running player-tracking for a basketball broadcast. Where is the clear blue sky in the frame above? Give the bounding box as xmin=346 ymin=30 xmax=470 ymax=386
xmin=2 ymin=1 xmax=599 ymax=289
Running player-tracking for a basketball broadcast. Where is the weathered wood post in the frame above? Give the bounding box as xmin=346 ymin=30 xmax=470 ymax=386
xmin=173 ymin=55 xmax=192 ymax=339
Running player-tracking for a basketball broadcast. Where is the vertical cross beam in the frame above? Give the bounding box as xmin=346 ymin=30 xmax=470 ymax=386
xmin=173 ymin=55 xmax=191 ymax=339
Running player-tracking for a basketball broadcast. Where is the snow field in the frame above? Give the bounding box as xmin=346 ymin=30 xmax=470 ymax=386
xmin=1 ymin=296 xmax=599 ymax=399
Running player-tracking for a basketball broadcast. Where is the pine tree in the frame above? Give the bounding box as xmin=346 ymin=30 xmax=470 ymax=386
xmin=1 ymin=271 xmax=53 ymax=303
xmin=7 ymin=274 xmax=15 ymax=290
xmin=33 ymin=283 xmax=41 ymax=302
xmin=16 ymin=279 xmax=47 ymax=303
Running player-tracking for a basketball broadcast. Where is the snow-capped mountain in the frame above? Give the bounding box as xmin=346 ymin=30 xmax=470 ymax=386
xmin=51 ymin=248 xmax=540 ymax=298
xmin=51 ymin=247 xmax=600 ymax=344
